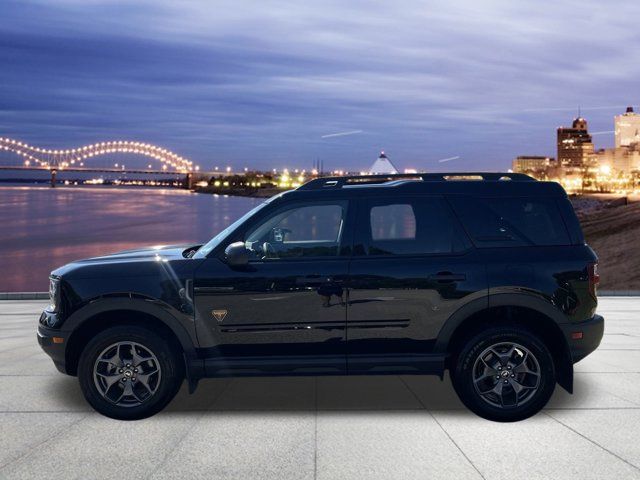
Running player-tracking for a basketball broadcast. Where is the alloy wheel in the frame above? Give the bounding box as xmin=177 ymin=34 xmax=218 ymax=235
xmin=92 ymin=341 xmax=162 ymax=407
xmin=472 ymin=342 xmax=541 ymax=409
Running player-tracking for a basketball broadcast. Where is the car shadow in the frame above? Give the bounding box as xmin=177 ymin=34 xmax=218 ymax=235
xmin=51 ymin=372 xmax=588 ymax=414
xmin=165 ymin=374 xmax=465 ymax=412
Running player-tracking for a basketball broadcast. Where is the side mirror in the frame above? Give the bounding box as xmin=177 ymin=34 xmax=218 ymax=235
xmin=225 ymin=241 xmax=249 ymax=267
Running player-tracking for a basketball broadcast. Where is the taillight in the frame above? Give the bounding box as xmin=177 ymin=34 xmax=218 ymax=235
xmin=588 ymin=262 xmax=600 ymax=297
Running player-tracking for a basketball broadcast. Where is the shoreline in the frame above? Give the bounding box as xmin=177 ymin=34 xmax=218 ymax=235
xmin=192 ymin=186 xmax=283 ymax=198
xmin=0 ymin=181 xmax=284 ymax=198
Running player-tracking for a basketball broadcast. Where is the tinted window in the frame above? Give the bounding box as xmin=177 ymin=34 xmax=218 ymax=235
xmin=449 ymin=196 xmax=570 ymax=247
xmin=245 ymin=203 xmax=345 ymax=259
xmin=371 ymin=204 xmax=416 ymax=240
xmin=364 ymin=197 xmax=467 ymax=255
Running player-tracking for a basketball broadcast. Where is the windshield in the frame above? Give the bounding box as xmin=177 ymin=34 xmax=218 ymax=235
xmin=193 ymin=196 xmax=277 ymax=258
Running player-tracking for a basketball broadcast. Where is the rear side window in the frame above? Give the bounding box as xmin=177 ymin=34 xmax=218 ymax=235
xmin=370 ymin=204 xmax=416 ymax=240
xmin=448 ymin=196 xmax=570 ymax=247
xmin=362 ymin=197 xmax=469 ymax=255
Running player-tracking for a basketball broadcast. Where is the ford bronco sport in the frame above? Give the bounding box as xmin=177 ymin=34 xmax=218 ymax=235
xmin=38 ymin=172 xmax=604 ymax=421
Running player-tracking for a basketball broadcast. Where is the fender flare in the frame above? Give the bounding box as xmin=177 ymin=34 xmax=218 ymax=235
xmin=434 ymin=292 xmax=573 ymax=393
xmin=433 ymin=295 xmax=489 ymax=355
xmin=63 ymin=297 xmax=198 ymax=358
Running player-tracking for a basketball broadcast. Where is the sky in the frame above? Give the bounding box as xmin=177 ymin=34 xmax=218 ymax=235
xmin=1 ymin=0 xmax=640 ymax=172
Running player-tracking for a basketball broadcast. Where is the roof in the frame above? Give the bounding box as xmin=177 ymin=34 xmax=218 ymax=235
xmin=293 ymin=172 xmax=567 ymax=198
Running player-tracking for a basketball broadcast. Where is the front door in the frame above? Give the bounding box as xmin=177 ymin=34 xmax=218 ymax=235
xmin=194 ymin=199 xmax=351 ymax=375
xmin=347 ymin=195 xmax=486 ymax=373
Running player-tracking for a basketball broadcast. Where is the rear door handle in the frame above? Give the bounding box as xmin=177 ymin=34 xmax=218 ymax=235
xmin=428 ymin=272 xmax=466 ymax=283
xmin=297 ymin=275 xmax=340 ymax=285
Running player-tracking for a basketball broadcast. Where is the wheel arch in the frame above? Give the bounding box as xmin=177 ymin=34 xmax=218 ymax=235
xmin=435 ymin=294 xmax=574 ymax=393
xmin=63 ymin=298 xmax=197 ymax=376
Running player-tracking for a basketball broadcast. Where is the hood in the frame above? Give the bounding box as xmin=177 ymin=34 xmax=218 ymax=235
xmin=51 ymin=244 xmax=200 ymax=277
xmin=84 ymin=244 xmax=197 ymax=262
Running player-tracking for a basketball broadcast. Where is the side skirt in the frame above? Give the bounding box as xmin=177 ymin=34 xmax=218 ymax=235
xmin=348 ymin=354 xmax=447 ymax=378
xmin=184 ymin=353 xmax=448 ymax=394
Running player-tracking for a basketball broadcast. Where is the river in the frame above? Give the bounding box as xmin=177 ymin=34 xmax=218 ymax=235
xmin=0 ymin=186 xmax=262 ymax=291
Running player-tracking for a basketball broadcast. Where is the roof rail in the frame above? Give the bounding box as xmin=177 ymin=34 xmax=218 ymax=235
xmin=298 ymin=172 xmax=535 ymax=190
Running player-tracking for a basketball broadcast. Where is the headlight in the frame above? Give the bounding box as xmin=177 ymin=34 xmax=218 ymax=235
xmin=49 ymin=276 xmax=60 ymax=312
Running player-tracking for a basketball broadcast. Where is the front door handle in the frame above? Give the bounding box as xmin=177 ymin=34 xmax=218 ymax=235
xmin=428 ymin=272 xmax=466 ymax=283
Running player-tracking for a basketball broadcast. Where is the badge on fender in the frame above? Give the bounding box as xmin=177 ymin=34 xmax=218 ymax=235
xmin=212 ymin=309 xmax=228 ymax=322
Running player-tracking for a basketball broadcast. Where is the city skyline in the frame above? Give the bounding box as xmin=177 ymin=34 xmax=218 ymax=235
xmin=2 ymin=1 xmax=640 ymax=171
xmin=2 ymin=106 xmax=638 ymax=178
xmin=513 ymin=106 xmax=640 ymax=193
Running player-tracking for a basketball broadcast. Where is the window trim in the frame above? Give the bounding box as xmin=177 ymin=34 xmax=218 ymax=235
xmin=354 ymin=195 xmax=473 ymax=258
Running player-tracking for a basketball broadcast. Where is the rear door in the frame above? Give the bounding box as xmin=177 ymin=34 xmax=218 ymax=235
xmin=346 ymin=194 xmax=487 ymax=373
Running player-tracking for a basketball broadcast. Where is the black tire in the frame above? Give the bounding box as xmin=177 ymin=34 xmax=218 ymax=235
xmin=451 ymin=326 xmax=556 ymax=422
xmin=78 ymin=325 xmax=183 ymax=420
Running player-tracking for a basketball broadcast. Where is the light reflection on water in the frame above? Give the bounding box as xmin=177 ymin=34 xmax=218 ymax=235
xmin=0 ymin=186 xmax=262 ymax=291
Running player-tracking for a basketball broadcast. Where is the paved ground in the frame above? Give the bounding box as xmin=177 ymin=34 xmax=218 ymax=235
xmin=0 ymin=298 xmax=639 ymax=480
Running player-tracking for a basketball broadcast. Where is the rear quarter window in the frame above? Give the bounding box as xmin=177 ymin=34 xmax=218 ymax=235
xmin=448 ymin=196 xmax=571 ymax=247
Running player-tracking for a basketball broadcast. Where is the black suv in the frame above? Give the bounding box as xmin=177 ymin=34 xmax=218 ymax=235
xmin=38 ymin=172 xmax=604 ymax=421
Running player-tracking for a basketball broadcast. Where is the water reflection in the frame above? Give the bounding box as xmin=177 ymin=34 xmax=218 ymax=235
xmin=0 ymin=186 xmax=261 ymax=291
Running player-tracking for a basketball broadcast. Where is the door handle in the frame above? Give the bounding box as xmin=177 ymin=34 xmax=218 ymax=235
xmin=297 ymin=275 xmax=329 ymax=285
xmin=296 ymin=275 xmax=342 ymax=285
xmin=428 ymin=272 xmax=466 ymax=283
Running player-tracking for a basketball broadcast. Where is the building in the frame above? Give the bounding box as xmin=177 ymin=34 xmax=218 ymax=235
xmin=514 ymin=108 xmax=640 ymax=193
xmin=614 ymin=106 xmax=640 ymax=148
xmin=557 ymin=117 xmax=594 ymax=168
xmin=512 ymin=156 xmax=555 ymax=175
xmin=369 ymin=151 xmax=399 ymax=174
xmin=595 ymin=145 xmax=640 ymax=174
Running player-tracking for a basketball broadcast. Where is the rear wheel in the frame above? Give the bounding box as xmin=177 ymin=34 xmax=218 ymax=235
xmin=451 ymin=326 xmax=556 ymax=422
xmin=78 ymin=325 xmax=183 ymax=420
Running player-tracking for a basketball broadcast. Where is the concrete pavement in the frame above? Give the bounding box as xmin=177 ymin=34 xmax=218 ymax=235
xmin=0 ymin=298 xmax=639 ymax=479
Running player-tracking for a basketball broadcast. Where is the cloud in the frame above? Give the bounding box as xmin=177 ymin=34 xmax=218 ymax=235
xmin=0 ymin=0 xmax=639 ymax=170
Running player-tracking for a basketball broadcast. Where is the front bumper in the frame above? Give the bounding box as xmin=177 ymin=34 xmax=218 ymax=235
xmin=37 ymin=324 xmax=69 ymax=374
xmin=561 ymin=314 xmax=604 ymax=363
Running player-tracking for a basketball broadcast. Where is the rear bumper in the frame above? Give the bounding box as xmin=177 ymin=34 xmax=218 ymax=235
xmin=37 ymin=324 xmax=69 ymax=374
xmin=561 ymin=314 xmax=604 ymax=363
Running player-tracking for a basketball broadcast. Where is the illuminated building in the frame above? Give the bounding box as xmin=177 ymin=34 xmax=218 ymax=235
xmin=518 ymin=109 xmax=640 ymax=193
xmin=557 ymin=117 xmax=594 ymax=168
xmin=614 ymin=106 xmax=640 ymax=148
xmin=594 ymin=144 xmax=640 ymax=175
xmin=369 ymin=151 xmax=398 ymax=174
xmin=512 ymin=156 xmax=555 ymax=176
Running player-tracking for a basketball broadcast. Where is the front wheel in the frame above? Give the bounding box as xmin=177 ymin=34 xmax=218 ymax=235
xmin=451 ymin=326 xmax=556 ymax=422
xmin=78 ymin=325 xmax=183 ymax=420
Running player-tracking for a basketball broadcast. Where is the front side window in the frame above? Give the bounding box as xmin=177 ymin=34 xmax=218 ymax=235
xmin=363 ymin=197 xmax=468 ymax=255
xmin=244 ymin=202 xmax=346 ymax=259
xmin=194 ymin=195 xmax=281 ymax=258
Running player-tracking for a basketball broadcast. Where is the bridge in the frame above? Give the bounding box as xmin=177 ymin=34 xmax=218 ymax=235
xmin=0 ymin=137 xmax=220 ymax=188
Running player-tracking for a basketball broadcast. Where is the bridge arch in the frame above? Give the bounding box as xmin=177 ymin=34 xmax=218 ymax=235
xmin=0 ymin=137 xmax=196 ymax=172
